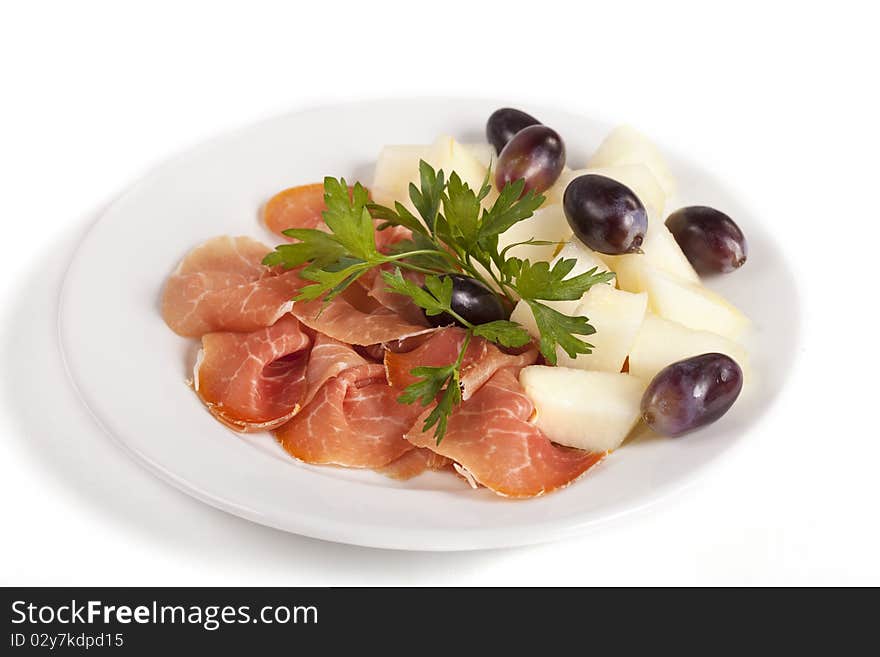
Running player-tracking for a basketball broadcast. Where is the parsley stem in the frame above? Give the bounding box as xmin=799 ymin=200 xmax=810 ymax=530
xmin=444 ymin=308 xmax=474 ymax=331
xmin=454 ymin=330 xmax=473 ymax=369
xmin=459 ymin=254 xmax=517 ymax=308
xmin=484 ymin=267 xmax=518 ymax=307
xmin=390 ymin=261 xmax=446 ymax=276
xmin=437 ymin=329 xmax=472 ymax=446
xmin=457 ymin=255 xmax=515 ymax=307
xmin=382 ymin=248 xmax=450 ymax=263
xmin=379 ymin=249 xmax=460 ymax=276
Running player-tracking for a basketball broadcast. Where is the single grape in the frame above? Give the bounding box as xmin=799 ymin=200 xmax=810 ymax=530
xmin=424 ymin=275 xmax=507 ymax=328
xmin=641 ymin=353 xmax=743 ymax=437
xmin=563 ymin=174 xmax=648 ymax=255
xmin=486 ymin=108 xmax=541 ymax=154
xmin=495 ymin=125 xmax=566 ymax=196
xmin=666 ymin=206 xmax=748 ymax=274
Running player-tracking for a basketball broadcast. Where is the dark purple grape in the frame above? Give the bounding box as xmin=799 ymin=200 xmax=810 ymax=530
xmin=641 ymin=353 xmax=743 ymax=437
xmin=563 ymin=174 xmax=648 ymax=255
xmin=486 ymin=108 xmax=541 ymax=154
xmin=424 ymin=275 xmax=507 ymax=328
xmin=666 ymin=206 xmax=748 ymax=274
xmin=495 ymin=125 xmax=566 ymax=196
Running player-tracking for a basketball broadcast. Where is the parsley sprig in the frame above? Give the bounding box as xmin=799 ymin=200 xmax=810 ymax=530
xmin=264 ymin=160 xmax=615 ymax=443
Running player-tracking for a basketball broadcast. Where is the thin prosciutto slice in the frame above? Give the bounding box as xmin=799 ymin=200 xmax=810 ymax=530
xmin=355 ymin=266 xmax=428 ymax=326
xmin=162 ymin=236 xmax=304 ymax=337
xmin=405 ymin=368 xmax=604 ymax=498
xmin=194 ymin=315 xmax=311 ymax=431
xmin=274 ymin=364 xmax=423 ymax=468
xmin=292 ymin=295 xmax=434 ymax=346
xmin=302 ymin=333 xmax=370 ymax=402
xmin=385 ymin=327 xmax=538 ymax=400
xmin=263 ymin=183 xmax=331 ymax=236
xmin=380 ymin=448 xmax=452 ymax=480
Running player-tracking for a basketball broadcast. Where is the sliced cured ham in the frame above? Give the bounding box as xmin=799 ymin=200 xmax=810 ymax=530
xmin=162 ymin=236 xmax=304 ymax=337
xmin=405 ymin=368 xmax=604 ymax=498
xmin=380 ymin=448 xmax=452 ymax=480
xmin=176 ymin=234 xmax=269 ymax=276
xmin=194 ymin=315 xmax=311 ymax=431
xmin=263 ymin=183 xmax=330 ymax=237
xmin=292 ymin=294 xmax=433 ymax=346
xmin=385 ymin=327 xmax=538 ymax=400
xmin=358 ymin=266 xmax=428 ymax=326
xmin=274 ymin=363 xmax=423 ymax=468
xmin=301 ymin=333 xmax=370 ymax=404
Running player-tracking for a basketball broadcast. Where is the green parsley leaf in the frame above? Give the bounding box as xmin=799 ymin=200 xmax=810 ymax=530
xmin=501 ymin=256 xmax=523 ymax=282
xmin=397 ymin=365 xmax=455 ymax=406
xmin=262 ymin=228 xmax=346 ymax=269
xmin=420 ymin=379 xmax=461 ymax=445
xmin=367 ymin=201 xmax=428 ymax=237
xmin=423 ymin=274 xmax=453 ymax=307
xmin=515 ymin=259 xmax=616 ymax=301
xmin=321 ymin=178 xmax=377 ymax=261
xmin=525 ymin=299 xmax=596 ymax=364
xmin=381 ymin=268 xmax=452 ymax=318
xmin=442 ymin=171 xmax=481 ymax=248
xmin=397 ymin=329 xmax=472 ymax=444
xmin=295 ymin=263 xmax=366 ymax=303
xmin=409 ymin=160 xmax=445 ymax=233
xmin=476 ymin=164 xmax=493 ymax=202
xmin=472 ymin=320 xmax=533 ymax=348
xmin=477 ymin=180 xmax=545 ymax=241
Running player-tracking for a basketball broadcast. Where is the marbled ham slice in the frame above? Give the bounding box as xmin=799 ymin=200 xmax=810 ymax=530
xmin=263 ymin=183 xmax=331 ymax=236
xmin=162 ymin=236 xmax=304 ymax=337
xmin=194 ymin=315 xmax=310 ymax=431
xmin=176 ymin=234 xmax=269 ymax=276
xmin=302 ymin=333 xmax=370 ymax=404
xmin=358 ymin=266 xmax=427 ymax=325
xmin=385 ymin=327 xmax=538 ymax=400
xmin=292 ymin=295 xmax=434 ymax=346
xmin=274 ymin=364 xmax=423 ymax=468
xmin=405 ymin=368 xmax=604 ymax=498
xmin=380 ymin=448 xmax=452 ymax=480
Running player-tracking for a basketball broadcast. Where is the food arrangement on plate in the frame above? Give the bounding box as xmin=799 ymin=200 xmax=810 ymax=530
xmin=161 ymin=106 xmax=751 ymax=499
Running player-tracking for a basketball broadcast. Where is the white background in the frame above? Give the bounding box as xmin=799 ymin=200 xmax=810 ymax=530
xmin=2 ymin=1 xmax=878 ymax=585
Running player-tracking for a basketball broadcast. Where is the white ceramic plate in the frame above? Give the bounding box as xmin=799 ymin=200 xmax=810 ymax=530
xmin=59 ymin=98 xmax=798 ymax=550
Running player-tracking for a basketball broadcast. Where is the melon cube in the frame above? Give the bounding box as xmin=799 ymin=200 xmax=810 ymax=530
xmin=602 ymin=222 xmax=699 ymax=292
xmin=642 ymin=268 xmax=750 ymax=341
xmin=628 ymin=314 xmax=751 ymax=383
xmin=371 ymin=136 xmax=488 ymax=212
xmin=557 ymin=285 xmax=648 ymax=373
xmin=463 ymin=142 xmax=495 ymax=169
xmin=509 ymin=299 xmax=539 ymax=337
xmin=519 ymin=366 xmax=646 ymax=452
xmin=371 ymin=144 xmax=430 ymax=208
xmin=496 ymin=204 xmax=571 ymax=263
xmin=588 ymin=125 xmax=677 ymax=198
